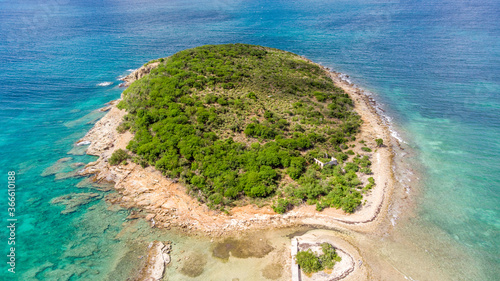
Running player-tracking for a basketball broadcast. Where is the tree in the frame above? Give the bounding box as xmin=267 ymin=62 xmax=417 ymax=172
xmin=375 ymin=138 xmax=384 ymax=147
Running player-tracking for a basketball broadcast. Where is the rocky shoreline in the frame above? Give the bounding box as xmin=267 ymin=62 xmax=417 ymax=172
xmin=77 ymin=60 xmax=397 ymax=280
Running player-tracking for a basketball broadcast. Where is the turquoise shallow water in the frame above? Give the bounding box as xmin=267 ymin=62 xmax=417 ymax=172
xmin=0 ymin=0 xmax=499 ymax=280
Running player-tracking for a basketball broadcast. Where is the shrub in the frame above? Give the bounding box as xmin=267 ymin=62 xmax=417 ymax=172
xmin=244 ymin=122 xmax=276 ymax=139
xmin=272 ymin=198 xmax=290 ymax=214
xmin=353 ymin=155 xmax=371 ymax=167
xmin=313 ymin=91 xmax=327 ymax=102
xmin=116 ymin=121 xmax=131 ymax=133
xmin=360 ymin=167 xmax=372 ymax=174
xmin=295 ymin=250 xmax=323 ymax=274
xmin=264 ymin=111 xmax=274 ymax=119
xmin=205 ymin=94 xmax=217 ymax=104
xmin=217 ymin=97 xmax=228 ymax=105
xmin=295 ymin=243 xmax=341 ymax=274
xmin=109 ymin=149 xmax=130 ymax=165
xmin=208 ymin=193 xmax=223 ymax=205
xmin=287 ymin=157 xmax=306 ymax=179
xmin=248 ymin=185 xmax=274 ymax=197
xmin=363 ymin=177 xmax=375 ymax=191
xmin=375 ymin=138 xmax=384 ymax=147
xmin=132 ymin=156 xmax=149 ymax=168
xmin=335 ymin=152 xmax=348 ymax=161
xmin=222 ymin=82 xmax=234 ymax=89
xmin=319 ymin=243 xmax=341 ymax=269
xmin=344 ymin=162 xmax=359 ymax=173
xmin=361 ymin=147 xmax=372 ymax=152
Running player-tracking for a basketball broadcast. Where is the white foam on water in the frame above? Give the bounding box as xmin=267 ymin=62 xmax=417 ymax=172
xmin=364 ymin=89 xmax=407 ymax=145
xmin=97 ymin=82 xmax=113 ymax=87
xmin=338 ymin=72 xmax=353 ymax=84
xmin=336 ymin=70 xmax=407 ymax=145
xmin=117 ymin=69 xmax=136 ymax=80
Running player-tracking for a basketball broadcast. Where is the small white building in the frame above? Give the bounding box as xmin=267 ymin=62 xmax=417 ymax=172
xmin=313 ymin=157 xmax=338 ymax=168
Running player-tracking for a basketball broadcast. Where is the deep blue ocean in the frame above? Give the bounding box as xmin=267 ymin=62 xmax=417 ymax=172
xmin=0 ymin=0 xmax=499 ymax=280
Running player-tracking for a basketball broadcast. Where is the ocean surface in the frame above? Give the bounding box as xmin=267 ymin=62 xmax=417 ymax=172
xmin=0 ymin=0 xmax=499 ymax=280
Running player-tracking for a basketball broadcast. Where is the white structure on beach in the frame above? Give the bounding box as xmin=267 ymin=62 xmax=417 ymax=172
xmin=313 ymin=157 xmax=338 ymax=168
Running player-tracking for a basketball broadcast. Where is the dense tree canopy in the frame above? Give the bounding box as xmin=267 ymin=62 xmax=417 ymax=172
xmin=117 ymin=44 xmax=373 ymax=213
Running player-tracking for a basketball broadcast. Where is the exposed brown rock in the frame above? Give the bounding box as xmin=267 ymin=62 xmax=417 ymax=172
xmin=120 ymin=62 xmax=160 ymax=87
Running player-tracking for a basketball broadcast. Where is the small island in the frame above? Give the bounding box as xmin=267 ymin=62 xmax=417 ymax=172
xmin=117 ymin=44 xmax=370 ymax=213
xmin=78 ymin=44 xmax=393 ymax=280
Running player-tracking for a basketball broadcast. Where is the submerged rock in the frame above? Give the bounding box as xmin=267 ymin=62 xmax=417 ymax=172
xmin=22 ymin=261 xmax=54 ymax=281
xmin=64 ymin=241 xmax=99 ymax=258
xmin=42 ymin=264 xmax=88 ymax=281
xmin=70 ymin=162 xmax=86 ymax=169
xmin=76 ymin=177 xmax=114 ymax=191
xmin=67 ymin=144 xmax=88 ymax=155
xmin=54 ymin=169 xmax=82 ymax=180
xmin=50 ymin=193 xmax=101 ymax=214
xmin=41 ymin=157 xmax=73 ymax=176
xmin=213 ymin=235 xmax=274 ymax=260
xmin=135 ymin=241 xmax=172 ymax=281
xmin=179 ymin=252 xmax=207 ymax=278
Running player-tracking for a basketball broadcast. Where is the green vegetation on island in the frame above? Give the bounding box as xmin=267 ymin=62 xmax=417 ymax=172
xmin=117 ymin=44 xmax=375 ymax=213
xmin=109 ymin=149 xmax=130 ymax=165
xmin=295 ymin=243 xmax=341 ymax=274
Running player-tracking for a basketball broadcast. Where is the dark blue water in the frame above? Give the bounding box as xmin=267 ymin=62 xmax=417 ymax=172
xmin=1 ymin=0 xmax=498 ymax=280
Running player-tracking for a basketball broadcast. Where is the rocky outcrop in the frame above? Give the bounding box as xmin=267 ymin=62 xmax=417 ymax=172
xmin=120 ymin=62 xmax=161 ymax=87
xmin=78 ymin=102 xmax=127 ymax=157
xmin=41 ymin=157 xmax=73 ymax=176
xmin=136 ymin=241 xmax=171 ymax=281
